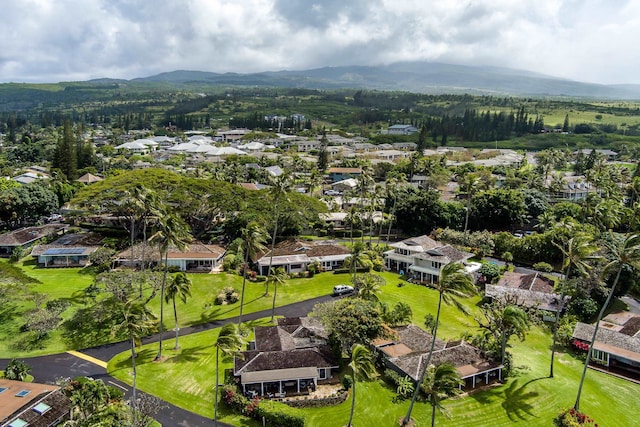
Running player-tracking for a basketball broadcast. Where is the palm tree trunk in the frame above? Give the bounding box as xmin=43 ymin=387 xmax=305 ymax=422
xmin=501 ymin=332 xmax=507 ymax=366
xmin=214 ymin=346 xmax=220 ymax=426
xmin=386 ymin=196 xmax=397 ymax=244
xmin=347 ymin=379 xmax=356 ymax=427
xmin=265 ymin=205 xmax=279 ymax=296
xmin=270 ymin=280 xmax=278 ymax=322
xmin=130 ymin=335 xmax=138 ymax=426
xmin=431 ymin=399 xmax=437 ymax=427
xmin=173 ymin=298 xmax=179 ymax=350
xmin=156 ymin=251 xmax=168 ymax=360
xmin=550 ymin=249 xmax=571 ymax=377
xmin=403 ymin=292 xmax=443 ymax=425
xmin=238 ymin=251 xmax=250 ymax=326
xmin=574 ymin=268 xmax=621 ymax=411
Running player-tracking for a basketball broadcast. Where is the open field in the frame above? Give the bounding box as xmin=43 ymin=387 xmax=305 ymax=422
xmin=108 ymin=278 xmax=640 ymax=427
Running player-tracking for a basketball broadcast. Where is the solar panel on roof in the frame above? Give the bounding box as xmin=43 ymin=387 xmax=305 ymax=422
xmin=15 ymin=390 xmax=30 ymax=397
xmin=0 ymin=387 xmax=7 ymax=393
xmin=43 ymin=247 xmax=87 ymax=255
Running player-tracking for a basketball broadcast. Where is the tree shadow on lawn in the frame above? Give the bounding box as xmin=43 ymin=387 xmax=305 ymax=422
xmin=58 ymin=289 xmax=87 ymax=305
xmin=110 ymin=347 xmax=157 ymax=371
xmin=199 ymin=295 xmax=266 ymax=323
xmin=165 ymin=344 xmax=210 ymax=364
xmin=501 ymin=377 xmax=546 ymax=422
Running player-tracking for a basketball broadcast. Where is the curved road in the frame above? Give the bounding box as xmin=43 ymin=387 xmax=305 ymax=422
xmin=0 ymin=294 xmax=336 ymax=427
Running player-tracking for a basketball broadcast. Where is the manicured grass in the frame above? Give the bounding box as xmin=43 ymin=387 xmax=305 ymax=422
xmin=108 ymin=276 xmax=640 ymax=427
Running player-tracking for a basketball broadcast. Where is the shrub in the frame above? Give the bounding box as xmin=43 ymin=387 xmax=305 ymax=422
xmin=342 ymin=374 xmax=353 ymax=391
xmin=214 ymin=287 xmax=240 ymax=305
xmin=253 ymin=275 xmax=267 ymax=282
xmin=554 ymin=408 xmax=598 ymax=427
xmin=221 ymin=387 xmax=305 ymax=427
xmin=533 ymin=262 xmax=553 ymax=272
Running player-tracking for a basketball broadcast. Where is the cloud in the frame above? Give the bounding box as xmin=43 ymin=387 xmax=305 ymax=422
xmin=0 ymin=0 xmax=638 ymax=84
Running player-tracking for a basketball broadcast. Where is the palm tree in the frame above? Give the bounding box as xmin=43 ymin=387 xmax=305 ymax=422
xmin=477 ymin=303 xmax=530 ymax=366
xmin=460 ymin=173 xmax=481 ymax=232
xmin=384 ymin=172 xmax=407 ymax=243
xmin=402 ymin=262 xmax=476 ymax=426
xmin=269 ymin=267 xmax=288 ymax=322
xmin=152 ymin=212 xmax=191 ymax=361
xmin=165 ymin=272 xmax=192 ymax=350
xmin=238 ymin=221 xmax=269 ymax=325
xmin=214 ymin=323 xmax=244 ymax=427
xmin=354 ymin=272 xmax=385 ymax=302
xmin=422 ymin=363 xmax=463 ymax=427
xmin=346 ymin=344 xmax=377 ymax=427
xmin=575 ymin=233 xmax=640 ymax=411
xmin=348 ymin=241 xmax=369 ymax=287
xmin=264 ymin=172 xmax=291 ymax=296
xmin=112 ymin=300 xmax=157 ymax=424
xmin=550 ymin=234 xmax=601 ymax=378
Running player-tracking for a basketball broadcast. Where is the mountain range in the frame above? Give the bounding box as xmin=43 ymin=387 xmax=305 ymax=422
xmin=120 ymin=61 xmax=640 ymax=99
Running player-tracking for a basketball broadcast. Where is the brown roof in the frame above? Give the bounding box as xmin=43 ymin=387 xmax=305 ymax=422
xmin=573 ymin=321 xmax=640 ymax=356
xmin=0 ymin=380 xmax=70 ymax=427
xmin=116 ymin=240 xmax=225 ymax=261
xmin=235 ymin=347 xmax=337 ymax=375
xmin=414 ymin=244 xmax=474 ymax=264
xmin=0 ymin=225 xmax=66 ymax=247
xmin=497 ymin=271 xmax=556 ymax=293
xmin=379 ymin=326 xmax=501 ymax=381
xmin=327 ymin=167 xmax=362 ymax=174
xmin=257 ymin=239 xmax=350 ymax=261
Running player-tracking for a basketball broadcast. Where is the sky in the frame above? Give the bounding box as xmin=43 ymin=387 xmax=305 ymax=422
xmin=1 ymin=0 xmax=638 ymax=85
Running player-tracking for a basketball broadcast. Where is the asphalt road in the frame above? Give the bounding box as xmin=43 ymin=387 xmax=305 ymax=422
xmin=0 ymin=294 xmax=336 ymax=427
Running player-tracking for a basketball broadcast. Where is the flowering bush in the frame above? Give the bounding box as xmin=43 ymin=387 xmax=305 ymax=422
xmin=554 ymin=408 xmax=598 ymax=427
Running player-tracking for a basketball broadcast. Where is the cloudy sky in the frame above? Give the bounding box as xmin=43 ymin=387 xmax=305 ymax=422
xmin=1 ymin=0 xmax=638 ymax=84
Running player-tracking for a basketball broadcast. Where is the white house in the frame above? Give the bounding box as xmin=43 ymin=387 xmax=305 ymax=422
xmin=384 ymin=235 xmax=478 ymax=283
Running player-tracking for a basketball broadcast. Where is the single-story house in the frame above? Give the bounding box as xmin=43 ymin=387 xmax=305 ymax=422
xmin=0 ymin=379 xmax=71 ymax=427
xmin=255 ymin=239 xmax=351 ymax=275
xmin=374 ymin=325 xmax=503 ymax=390
xmin=31 ymin=232 xmax=103 ymax=267
xmin=0 ymin=224 xmax=67 ymax=257
xmin=486 ymin=271 xmax=566 ymax=313
xmin=234 ymin=317 xmax=339 ymax=397
xmin=116 ymin=240 xmax=226 ymax=272
xmin=327 ymin=167 xmax=362 ymax=183
xmin=572 ymin=312 xmax=640 ymax=380
xmin=384 ymin=235 xmax=479 ymax=283
xmin=385 ymin=125 xmax=419 ymax=135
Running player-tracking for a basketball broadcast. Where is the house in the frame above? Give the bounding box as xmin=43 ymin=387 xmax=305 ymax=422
xmin=114 ymin=141 xmax=151 ymax=154
xmin=384 ymin=235 xmax=479 ymax=283
xmin=234 ymin=317 xmax=339 ymax=397
xmin=0 ymin=379 xmax=71 ymax=427
xmin=255 ymin=239 xmax=351 ymax=274
xmin=330 ymin=178 xmax=358 ymax=193
xmin=0 ymin=225 xmax=67 ymax=257
xmin=115 ymin=241 xmax=226 ymax=272
xmin=319 ymin=212 xmax=348 ymax=230
xmin=370 ymin=149 xmax=409 ymax=162
xmin=485 ymin=271 xmax=566 ymax=313
xmin=572 ymin=312 xmax=640 ymax=381
xmin=327 ymin=167 xmax=362 ymax=183
xmin=12 ymin=172 xmax=48 ymax=186
xmin=31 ymin=232 xmax=103 ymax=267
xmin=374 ymin=325 xmax=503 ymax=390
xmin=549 ymin=175 xmax=594 ymax=201
xmin=75 ymin=173 xmax=103 ymax=184
xmin=385 ymin=124 xmax=419 ymax=135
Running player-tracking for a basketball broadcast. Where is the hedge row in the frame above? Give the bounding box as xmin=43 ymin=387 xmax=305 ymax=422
xmin=222 ymin=387 xmax=305 ymax=427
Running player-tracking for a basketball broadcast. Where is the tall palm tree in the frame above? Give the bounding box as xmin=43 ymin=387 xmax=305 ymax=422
xmin=238 ymin=221 xmax=269 ymax=325
xmin=214 ymin=323 xmax=244 ymax=427
xmin=264 ymin=172 xmax=291 ymax=296
xmin=550 ymin=234 xmax=601 ymax=378
xmin=269 ymin=267 xmax=288 ymax=322
xmin=460 ymin=173 xmax=481 ymax=232
xmin=152 ymin=212 xmax=191 ymax=361
xmin=348 ymin=241 xmax=369 ymax=287
xmin=422 ymin=363 xmax=463 ymax=427
xmin=384 ymin=172 xmax=407 ymax=243
xmin=165 ymin=272 xmax=192 ymax=350
xmin=575 ymin=233 xmax=640 ymax=411
xmin=112 ymin=300 xmax=157 ymax=424
xmin=346 ymin=344 xmax=377 ymax=427
xmin=403 ymin=262 xmax=476 ymax=426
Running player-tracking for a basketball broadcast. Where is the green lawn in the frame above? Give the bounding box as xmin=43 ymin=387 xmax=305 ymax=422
xmin=108 ymin=277 xmax=640 ymax=427
xmin=0 ymin=260 xmax=344 ymax=357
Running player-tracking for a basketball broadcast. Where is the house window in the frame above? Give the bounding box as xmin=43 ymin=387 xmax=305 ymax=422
xmin=290 ymin=264 xmax=302 ymax=270
xmin=319 ymin=369 xmax=326 ymax=379
xmin=592 ymin=349 xmax=608 ymax=365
